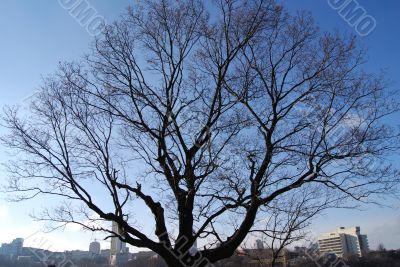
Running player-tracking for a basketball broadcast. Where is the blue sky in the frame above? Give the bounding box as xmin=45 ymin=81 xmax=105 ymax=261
xmin=0 ymin=0 xmax=399 ymax=252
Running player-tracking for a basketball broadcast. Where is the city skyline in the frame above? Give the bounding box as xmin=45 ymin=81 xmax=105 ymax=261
xmin=0 ymin=223 xmax=396 ymax=254
xmin=0 ymin=225 xmax=396 ymax=267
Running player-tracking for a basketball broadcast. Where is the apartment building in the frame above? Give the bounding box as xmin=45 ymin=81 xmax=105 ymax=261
xmin=318 ymin=226 xmax=369 ymax=257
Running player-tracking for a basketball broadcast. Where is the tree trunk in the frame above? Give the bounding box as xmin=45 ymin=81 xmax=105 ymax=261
xmin=161 ymin=250 xmax=212 ymax=267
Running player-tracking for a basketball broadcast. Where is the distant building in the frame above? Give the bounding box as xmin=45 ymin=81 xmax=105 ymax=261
xmin=17 ymin=255 xmax=33 ymax=262
xmin=89 ymin=241 xmax=101 ymax=255
xmin=132 ymin=250 xmax=157 ymax=260
xmin=318 ymin=226 xmax=369 ymax=257
xmin=110 ymin=252 xmax=130 ymax=266
xmin=256 ymin=239 xmax=264 ymax=250
xmin=65 ymin=250 xmax=91 ymax=261
xmin=0 ymin=244 xmax=10 ymax=256
xmin=11 ymin=238 xmax=24 ymax=255
xmin=100 ymin=249 xmax=110 ymax=258
xmin=0 ymin=238 xmax=24 ymax=257
xmin=110 ymin=221 xmax=127 ymax=255
xmin=189 ymin=235 xmax=198 ymax=256
xmin=110 ymin=221 xmax=128 ymax=266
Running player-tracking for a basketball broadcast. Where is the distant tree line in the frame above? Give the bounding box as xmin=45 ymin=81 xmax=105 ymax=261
xmin=345 ymin=250 xmax=400 ymax=267
xmin=0 ymin=255 xmax=108 ymax=267
xmin=272 ymin=250 xmax=400 ymax=267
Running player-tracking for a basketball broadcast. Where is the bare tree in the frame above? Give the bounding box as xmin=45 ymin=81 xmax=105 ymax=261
xmin=1 ymin=0 xmax=399 ymax=266
xmin=377 ymin=243 xmax=386 ymax=252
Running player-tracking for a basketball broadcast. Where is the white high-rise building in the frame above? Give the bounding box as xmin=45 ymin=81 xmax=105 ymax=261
xmin=89 ymin=241 xmax=101 ymax=255
xmin=110 ymin=221 xmax=127 ymax=255
xmin=110 ymin=221 xmax=128 ymax=266
xmin=318 ymin=226 xmax=369 ymax=257
xmin=255 ymin=239 xmax=264 ymax=250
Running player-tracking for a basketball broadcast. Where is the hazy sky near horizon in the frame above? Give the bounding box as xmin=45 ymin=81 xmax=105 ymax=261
xmin=0 ymin=0 xmax=399 ymax=253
